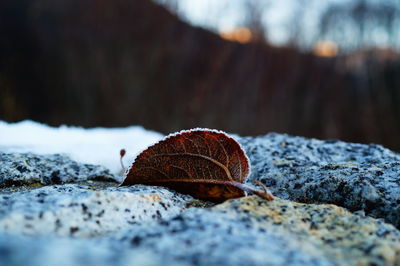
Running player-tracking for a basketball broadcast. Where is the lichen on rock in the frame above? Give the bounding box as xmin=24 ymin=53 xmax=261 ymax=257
xmin=214 ymin=196 xmax=400 ymax=266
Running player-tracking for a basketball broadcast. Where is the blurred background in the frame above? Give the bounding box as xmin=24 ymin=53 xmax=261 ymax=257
xmin=1 ymin=0 xmax=400 ymax=150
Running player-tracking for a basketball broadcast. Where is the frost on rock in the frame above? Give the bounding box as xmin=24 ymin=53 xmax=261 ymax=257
xmin=0 ymin=152 xmax=118 ymax=186
xmin=0 ymin=184 xmax=193 ymax=237
xmin=239 ymin=133 xmax=400 ymax=228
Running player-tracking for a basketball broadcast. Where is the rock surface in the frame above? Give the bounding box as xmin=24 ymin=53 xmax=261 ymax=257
xmin=0 ymin=152 xmax=117 ymax=186
xmin=1 ymin=131 xmax=400 ymax=266
xmin=240 ymin=133 xmax=400 ymax=228
xmin=114 ymin=197 xmax=400 ymax=266
xmin=0 ymin=195 xmax=399 ymax=266
xmin=0 ymin=184 xmax=193 ymax=237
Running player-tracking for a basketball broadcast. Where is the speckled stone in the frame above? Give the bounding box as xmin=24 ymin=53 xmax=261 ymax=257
xmin=0 ymin=184 xmax=193 ymax=237
xmin=0 ymin=152 xmax=118 ymax=186
xmin=114 ymin=202 xmax=334 ymax=266
xmin=239 ymin=133 xmax=400 ymax=228
xmin=214 ymin=197 xmax=400 ymax=266
xmin=0 ymin=193 xmax=399 ymax=265
xmin=0 ymin=200 xmax=336 ymax=266
xmin=111 ymin=197 xmax=400 ymax=266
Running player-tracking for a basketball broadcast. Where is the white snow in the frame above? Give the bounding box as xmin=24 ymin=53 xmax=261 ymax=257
xmin=0 ymin=120 xmax=163 ymax=174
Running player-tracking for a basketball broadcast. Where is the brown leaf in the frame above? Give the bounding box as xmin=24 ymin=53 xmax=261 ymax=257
xmin=121 ymin=129 xmax=273 ymax=202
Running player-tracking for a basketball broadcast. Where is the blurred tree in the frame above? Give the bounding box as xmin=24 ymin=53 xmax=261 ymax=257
xmin=286 ymin=0 xmax=308 ymax=48
xmin=242 ymin=0 xmax=269 ymax=42
xmin=0 ymin=0 xmax=400 ymax=151
xmin=319 ymin=0 xmax=400 ymax=51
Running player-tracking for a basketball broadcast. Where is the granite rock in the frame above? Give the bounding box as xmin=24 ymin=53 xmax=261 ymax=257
xmin=213 ymin=197 xmax=400 ymax=265
xmin=239 ymin=133 xmax=400 ymax=228
xmin=112 ymin=197 xmax=400 ymax=266
xmin=0 ymin=152 xmax=118 ymax=187
xmin=0 ymin=196 xmax=399 ymax=266
xmin=115 ymin=200 xmax=334 ymax=266
xmin=0 ymin=184 xmax=193 ymax=237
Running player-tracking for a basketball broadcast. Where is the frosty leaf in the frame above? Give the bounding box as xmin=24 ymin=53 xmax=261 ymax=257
xmin=121 ymin=129 xmax=273 ymax=202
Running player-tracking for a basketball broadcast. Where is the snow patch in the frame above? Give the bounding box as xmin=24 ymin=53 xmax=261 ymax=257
xmin=0 ymin=120 xmax=163 ymax=174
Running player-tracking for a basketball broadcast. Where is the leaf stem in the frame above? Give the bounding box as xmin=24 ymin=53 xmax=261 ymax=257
xmin=227 ymin=181 xmax=274 ymax=201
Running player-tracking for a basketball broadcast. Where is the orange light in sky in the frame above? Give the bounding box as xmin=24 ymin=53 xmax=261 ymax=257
xmin=313 ymin=41 xmax=339 ymax=57
xmin=219 ymin=27 xmax=252 ymax=44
